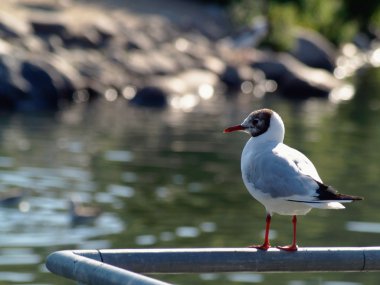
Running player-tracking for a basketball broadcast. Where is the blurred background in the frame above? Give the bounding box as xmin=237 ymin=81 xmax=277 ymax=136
xmin=0 ymin=0 xmax=379 ymax=284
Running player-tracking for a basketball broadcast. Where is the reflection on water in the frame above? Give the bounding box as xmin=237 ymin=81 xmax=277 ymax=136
xmin=0 ymin=69 xmax=380 ymax=284
xmin=346 ymin=221 xmax=380 ymax=234
xmin=0 ymin=272 xmax=35 ymax=283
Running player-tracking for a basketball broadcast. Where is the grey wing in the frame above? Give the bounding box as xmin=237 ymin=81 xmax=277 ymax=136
xmin=253 ymin=148 xmax=320 ymax=199
xmin=275 ymin=144 xmax=322 ymax=182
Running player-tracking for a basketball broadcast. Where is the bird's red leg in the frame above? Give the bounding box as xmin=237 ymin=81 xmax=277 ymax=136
xmin=277 ymin=215 xmax=298 ymax=251
xmin=249 ymin=214 xmax=271 ymax=250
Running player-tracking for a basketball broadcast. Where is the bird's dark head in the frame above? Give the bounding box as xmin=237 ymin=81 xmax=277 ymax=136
xmin=224 ymin=109 xmax=273 ymax=137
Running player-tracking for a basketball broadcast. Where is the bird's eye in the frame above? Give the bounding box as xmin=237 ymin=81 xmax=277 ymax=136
xmin=252 ymin=118 xmax=260 ymax=125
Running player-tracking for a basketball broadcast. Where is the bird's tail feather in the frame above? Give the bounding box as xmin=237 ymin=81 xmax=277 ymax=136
xmin=286 ymin=199 xmax=346 ymax=209
xmin=309 ymin=201 xmax=346 ymax=210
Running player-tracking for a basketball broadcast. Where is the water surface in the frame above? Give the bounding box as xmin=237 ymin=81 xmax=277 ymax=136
xmin=0 ymin=69 xmax=380 ymax=284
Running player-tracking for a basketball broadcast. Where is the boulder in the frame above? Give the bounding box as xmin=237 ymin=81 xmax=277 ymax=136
xmin=20 ymin=1 xmax=71 ymax=12
xmin=291 ymin=29 xmax=337 ymax=72
xmin=148 ymin=69 xmax=219 ymax=103
xmin=130 ymin=86 xmax=168 ymax=108
xmin=0 ymin=56 xmax=29 ymax=110
xmin=20 ymin=56 xmax=83 ymax=110
xmin=0 ymin=53 xmax=82 ymax=111
xmin=250 ymin=51 xmax=340 ymax=98
xmin=219 ymin=65 xmax=258 ymax=91
xmin=220 ymin=65 xmax=241 ymax=90
xmin=30 ymin=14 xmax=68 ymax=38
xmin=125 ymin=31 xmax=155 ymax=51
xmin=63 ymin=17 xmax=118 ymax=49
xmin=0 ymin=12 xmax=31 ymax=39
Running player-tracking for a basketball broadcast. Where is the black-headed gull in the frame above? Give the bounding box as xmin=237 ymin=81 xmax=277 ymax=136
xmin=224 ymin=108 xmax=363 ymax=251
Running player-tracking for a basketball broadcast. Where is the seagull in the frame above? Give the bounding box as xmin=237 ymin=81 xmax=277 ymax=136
xmin=224 ymin=108 xmax=363 ymax=251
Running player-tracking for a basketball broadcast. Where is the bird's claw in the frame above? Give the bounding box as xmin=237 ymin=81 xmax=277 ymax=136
xmin=248 ymin=243 xmax=271 ymax=250
xmin=276 ymin=245 xmax=298 ymax=251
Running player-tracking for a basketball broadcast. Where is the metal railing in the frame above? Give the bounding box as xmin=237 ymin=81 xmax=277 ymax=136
xmin=46 ymin=247 xmax=380 ymax=285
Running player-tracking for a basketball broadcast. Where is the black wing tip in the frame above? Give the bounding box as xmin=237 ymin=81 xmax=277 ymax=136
xmin=339 ymin=194 xmax=364 ymax=201
xmin=315 ymin=181 xmax=363 ymax=202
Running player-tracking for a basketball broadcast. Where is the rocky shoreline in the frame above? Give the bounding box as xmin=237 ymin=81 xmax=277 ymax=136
xmin=0 ymin=0 xmax=378 ymax=111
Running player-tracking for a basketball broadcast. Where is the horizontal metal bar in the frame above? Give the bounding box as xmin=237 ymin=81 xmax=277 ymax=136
xmin=46 ymin=247 xmax=380 ymax=284
xmin=46 ymin=250 xmax=171 ymax=285
xmin=73 ymin=247 xmax=380 ymax=273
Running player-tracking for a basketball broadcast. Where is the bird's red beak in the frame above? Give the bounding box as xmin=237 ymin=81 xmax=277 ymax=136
xmin=224 ymin=125 xmax=245 ymax=133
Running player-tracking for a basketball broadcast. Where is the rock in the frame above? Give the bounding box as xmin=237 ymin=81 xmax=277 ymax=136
xmin=0 ymin=38 xmax=13 ymax=54
xmin=0 ymin=56 xmax=28 ymax=111
xmin=123 ymin=49 xmax=180 ymax=76
xmin=144 ymin=16 xmax=177 ymax=44
xmin=49 ymin=55 xmax=85 ymax=93
xmin=123 ymin=51 xmax=154 ymax=75
xmin=182 ymin=33 xmax=214 ymax=61
xmin=30 ymin=14 xmax=68 ymax=38
xmin=20 ymin=58 xmax=70 ymax=110
xmin=219 ymin=65 xmax=241 ymax=90
xmin=281 ymin=74 xmax=330 ymax=98
xmin=130 ymin=86 xmax=168 ymax=108
xmin=161 ymin=43 xmax=198 ymax=70
xmin=0 ymin=0 xmax=350 ymax=113
xmin=69 ymin=50 xmax=127 ymax=96
xmin=250 ymin=53 xmax=288 ymax=84
xmin=291 ymin=29 xmax=337 ymax=72
xmin=219 ymin=65 xmax=254 ymax=90
xmin=151 ymin=76 xmax=188 ymax=95
xmin=150 ymin=68 xmax=219 ymax=98
xmin=0 ymin=52 xmax=81 ymax=112
xmin=92 ymin=17 xmax=118 ymax=45
xmin=21 ymin=35 xmax=46 ymax=52
xmin=0 ymin=12 xmax=31 ymax=38
xmin=63 ymin=27 xmax=102 ymax=48
xmin=202 ymin=55 xmax=226 ymax=74
xmin=250 ymin=51 xmax=340 ymax=98
xmin=20 ymin=0 xmax=71 ymax=12
xmin=125 ymin=31 xmax=155 ymax=51
xmin=177 ymin=69 xmax=219 ymax=90
xmin=149 ymin=50 xmax=180 ymax=75
xmin=92 ymin=62 xmax=129 ymax=91
xmin=63 ymin=17 xmax=118 ymax=49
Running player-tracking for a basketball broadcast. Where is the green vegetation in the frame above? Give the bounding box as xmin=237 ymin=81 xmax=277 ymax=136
xmin=204 ymin=0 xmax=380 ymax=50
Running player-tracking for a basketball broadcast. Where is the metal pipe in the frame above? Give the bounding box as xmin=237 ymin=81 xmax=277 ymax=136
xmin=46 ymin=247 xmax=380 ymax=284
xmin=46 ymin=250 xmax=171 ymax=285
xmin=74 ymin=247 xmax=380 ymax=273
